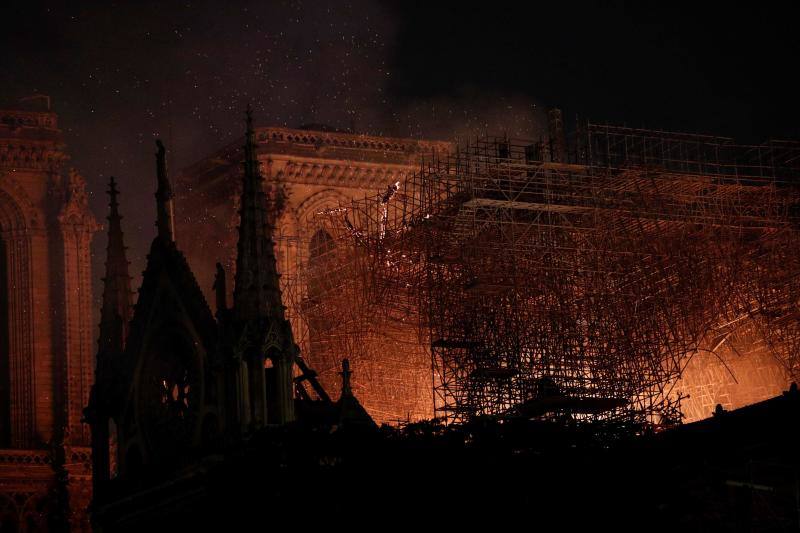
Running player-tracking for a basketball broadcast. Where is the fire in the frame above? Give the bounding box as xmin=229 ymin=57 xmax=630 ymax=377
xmin=676 ymin=346 xmax=791 ymax=422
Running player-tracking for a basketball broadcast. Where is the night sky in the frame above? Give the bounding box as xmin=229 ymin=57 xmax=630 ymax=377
xmin=2 ymin=1 xmax=800 ymax=304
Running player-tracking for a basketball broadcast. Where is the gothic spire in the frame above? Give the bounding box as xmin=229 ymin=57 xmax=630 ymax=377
xmin=155 ymin=139 xmax=175 ymax=243
xmin=232 ymin=106 xmax=285 ymax=321
xmin=98 ymin=176 xmax=133 ymax=356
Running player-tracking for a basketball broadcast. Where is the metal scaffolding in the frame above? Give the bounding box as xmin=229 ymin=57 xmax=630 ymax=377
xmin=295 ymin=117 xmax=800 ymax=427
xmin=276 ymin=210 xmax=433 ymax=423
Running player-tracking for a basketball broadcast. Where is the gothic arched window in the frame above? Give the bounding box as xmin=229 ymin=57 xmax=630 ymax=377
xmin=309 ymin=228 xmax=335 ymax=262
xmin=137 ymin=328 xmax=201 ymax=458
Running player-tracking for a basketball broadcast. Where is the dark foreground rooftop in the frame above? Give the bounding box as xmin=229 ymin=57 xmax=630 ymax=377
xmin=95 ymin=384 xmax=800 ymax=532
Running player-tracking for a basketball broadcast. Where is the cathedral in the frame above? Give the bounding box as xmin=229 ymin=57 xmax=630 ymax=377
xmin=2 ymin=97 xmax=797 ymax=531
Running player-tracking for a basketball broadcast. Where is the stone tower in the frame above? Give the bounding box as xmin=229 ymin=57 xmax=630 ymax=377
xmin=0 ymin=97 xmax=97 ymax=530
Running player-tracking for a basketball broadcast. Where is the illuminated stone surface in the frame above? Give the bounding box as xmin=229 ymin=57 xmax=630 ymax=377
xmin=0 ymin=100 xmax=96 ymax=531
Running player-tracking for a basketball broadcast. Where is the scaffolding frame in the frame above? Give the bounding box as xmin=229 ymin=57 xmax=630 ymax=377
xmin=297 ymin=123 xmax=800 ymax=427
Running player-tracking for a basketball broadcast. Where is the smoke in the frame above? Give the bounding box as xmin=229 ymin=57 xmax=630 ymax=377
xmin=384 ymin=89 xmax=546 ymax=142
xmin=0 ymin=0 xmax=545 ymax=316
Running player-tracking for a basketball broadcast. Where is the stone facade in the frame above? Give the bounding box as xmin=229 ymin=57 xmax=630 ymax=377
xmin=176 ymin=127 xmax=453 ymax=423
xmin=0 ymin=100 xmax=96 ymax=531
